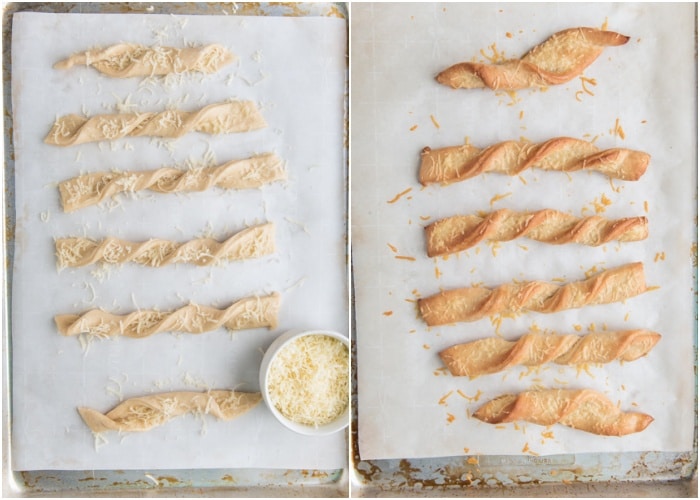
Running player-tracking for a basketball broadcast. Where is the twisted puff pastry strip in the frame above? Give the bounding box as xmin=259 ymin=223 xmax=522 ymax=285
xmin=55 ymin=293 xmax=280 ymax=339
xmin=58 ymin=152 xmax=285 ymax=212
xmin=426 ymin=209 xmax=648 ymax=257
xmin=437 ymin=27 xmax=629 ymax=91
xmin=440 ymin=329 xmax=661 ymax=378
xmin=419 ymin=137 xmax=649 ymax=185
xmin=56 ymin=223 xmax=275 ymax=269
xmin=45 ymin=101 xmax=266 ymax=146
xmin=473 ymin=389 xmax=653 ymax=436
xmin=54 ymin=44 xmax=235 ymax=78
xmin=419 ymin=262 xmax=646 ymax=326
xmin=78 ymin=390 xmax=261 ymax=433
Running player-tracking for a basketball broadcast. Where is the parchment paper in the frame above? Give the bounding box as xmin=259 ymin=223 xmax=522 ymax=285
xmin=11 ymin=12 xmax=347 ymax=471
xmin=352 ymin=3 xmax=696 ymax=460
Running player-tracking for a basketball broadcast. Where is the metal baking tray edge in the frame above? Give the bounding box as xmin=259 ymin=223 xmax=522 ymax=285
xmin=350 ymin=244 xmax=698 ymax=497
xmin=2 ymin=2 xmax=350 ymax=497
xmin=348 ymin=3 xmax=698 ymax=496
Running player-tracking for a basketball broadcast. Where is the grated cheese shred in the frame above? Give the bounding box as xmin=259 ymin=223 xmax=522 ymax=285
xmin=267 ymin=335 xmax=348 ymax=427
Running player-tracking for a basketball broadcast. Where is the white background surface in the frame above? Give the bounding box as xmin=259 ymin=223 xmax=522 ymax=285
xmin=11 ymin=12 xmax=347 ymax=470
xmin=352 ymin=3 xmax=696 ymax=460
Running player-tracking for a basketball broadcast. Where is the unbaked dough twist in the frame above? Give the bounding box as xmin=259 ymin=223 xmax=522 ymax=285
xmin=56 ymin=223 xmax=275 ymax=269
xmin=419 ymin=262 xmax=646 ymax=326
xmin=440 ymin=329 xmax=661 ymax=378
xmin=54 ymin=43 xmax=236 ymax=78
xmin=473 ymin=389 xmax=653 ymax=436
xmin=419 ymin=137 xmax=649 ymax=185
xmin=45 ymin=101 xmax=266 ymax=146
xmin=58 ymin=152 xmax=285 ymax=212
xmin=426 ymin=209 xmax=648 ymax=257
xmin=78 ymin=390 xmax=261 ymax=433
xmin=55 ymin=293 xmax=280 ymax=338
xmin=437 ymin=27 xmax=629 ymax=91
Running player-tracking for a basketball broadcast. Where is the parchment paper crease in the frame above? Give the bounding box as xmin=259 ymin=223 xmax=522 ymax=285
xmin=352 ymin=3 xmax=696 ymax=460
xmin=11 ymin=12 xmax=347 ymax=471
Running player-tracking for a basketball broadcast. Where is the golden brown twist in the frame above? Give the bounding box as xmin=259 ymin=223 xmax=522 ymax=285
xmin=54 ymin=43 xmax=236 ymax=78
xmin=419 ymin=262 xmax=646 ymax=326
xmin=440 ymin=330 xmax=662 ymax=378
xmin=56 ymin=223 xmax=275 ymax=269
xmin=426 ymin=209 xmax=648 ymax=257
xmin=55 ymin=293 xmax=280 ymax=339
xmin=45 ymin=101 xmax=266 ymax=146
xmin=419 ymin=137 xmax=649 ymax=185
xmin=473 ymin=389 xmax=653 ymax=436
xmin=58 ymin=153 xmax=285 ymax=212
xmin=437 ymin=27 xmax=629 ymax=91
xmin=78 ymin=390 xmax=261 ymax=433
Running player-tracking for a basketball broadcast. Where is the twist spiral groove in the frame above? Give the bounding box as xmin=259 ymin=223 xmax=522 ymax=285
xmin=58 ymin=152 xmax=285 ymax=212
xmin=440 ymin=329 xmax=661 ymax=378
xmin=45 ymin=101 xmax=266 ymax=146
xmin=473 ymin=389 xmax=653 ymax=436
xmin=56 ymin=223 xmax=275 ymax=269
xmin=55 ymin=293 xmax=280 ymax=338
xmin=54 ymin=44 xmax=236 ymax=78
xmin=437 ymin=27 xmax=629 ymax=91
xmin=419 ymin=262 xmax=646 ymax=326
xmin=419 ymin=137 xmax=649 ymax=185
xmin=78 ymin=390 xmax=261 ymax=433
xmin=426 ymin=209 xmax=648 ymax=257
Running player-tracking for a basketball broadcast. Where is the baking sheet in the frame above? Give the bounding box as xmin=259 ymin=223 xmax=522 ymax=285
xmin=352 ymin=2 xmax=696 ymax=461
xmin=11 ymin=11 xmax=347 ymax=471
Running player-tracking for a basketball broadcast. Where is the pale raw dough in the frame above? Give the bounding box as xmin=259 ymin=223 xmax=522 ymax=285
xmin=78 ymin=390 xmax=261 ymax=433
xmin=419 ymin=262 xmax=647 ymax=326
xmin=440 ymin=330 xmax=662 ymax=378
xmin=473 ymin=389 xmax=653 ymax=436
xmin=436 ymin=27 xmax=629 ymax=91
xmin=426 ymin=209 xmax=648 ymax=257
xmin=45 ymin=101 xmax=266 ymax=146
xmin=419 ymin=137 xmax=649 ymax=185
xmin=58 ymin=152 xmax=286 ymax=212
xmin=56 ymin=223 xmax=275 ymax=268
xmin=55 ymin=292 xmax=280 ymax=338
xmin=54 ymin=43 xmax=235 ymax=78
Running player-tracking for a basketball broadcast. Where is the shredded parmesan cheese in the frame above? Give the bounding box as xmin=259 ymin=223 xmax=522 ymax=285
xmin=387 ymin=187 xmax=412 ymax=204
xmin=267 ymin=334 xmax=348 ymax=427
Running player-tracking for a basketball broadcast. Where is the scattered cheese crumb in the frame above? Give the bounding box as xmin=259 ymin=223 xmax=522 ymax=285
xmin=387 ymin=187 xmax=412 ymax=204
xmin=489 ymin=192 xmax=512 ymax=207
xmin=438 ymin=391 xmax=454 ymax=405
xmin=395 ymin=255 xmax=416 ymax=261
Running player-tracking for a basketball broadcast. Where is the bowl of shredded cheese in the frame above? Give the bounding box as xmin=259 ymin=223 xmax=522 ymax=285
xmin=259 ymin=329 xmax=350 ymax=435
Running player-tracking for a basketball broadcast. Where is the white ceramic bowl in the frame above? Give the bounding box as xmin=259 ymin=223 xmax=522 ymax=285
xmin=259 ymin=329 xmax=350 ymax=435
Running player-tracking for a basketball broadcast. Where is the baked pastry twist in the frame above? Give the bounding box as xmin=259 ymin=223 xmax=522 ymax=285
xmin=473 ymin=389 xmax=653 ymax=436
xmin=78 ymin=390 xmax=261 ymax=433
xmin=54 ymin=44 xmax=235 ymax=78
xmin=419 ymin=262 xmax=646 ymax=326
xmin=45 ymin=101 xmax=266 ymax=146
xmin=58 ymin=152 xmax=285 ymax=212
xmin=437 ymin=27 xmax=629 ymax=91
xmin=56 ymin=223 xmax=275 ymax=269
xmin=419 ymin=138 xmax=649 ymax=185
xmin=440 ymin=330 xmax=661 ymax=378
xmin=426 ymin=209 xmax=648 ymax=257
xmin=55 ymin=293 xmax=280 ymax=338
